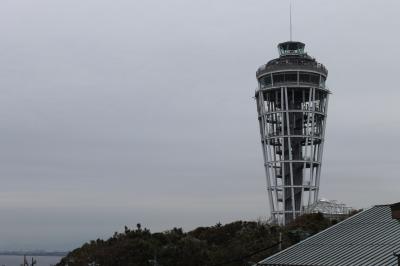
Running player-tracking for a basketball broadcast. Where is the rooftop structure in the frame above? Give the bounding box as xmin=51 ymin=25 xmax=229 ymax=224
xmin=258 ymin=203 xmax=400 ymax=266
xmin=255 ymin=41 xmax=330 ymax=225
xmin=305 ymin=198 xmax=354 ymax=221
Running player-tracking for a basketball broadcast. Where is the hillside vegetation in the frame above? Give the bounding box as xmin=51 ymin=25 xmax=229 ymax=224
xmin=57 ymin=213 xmax=348 ymax=266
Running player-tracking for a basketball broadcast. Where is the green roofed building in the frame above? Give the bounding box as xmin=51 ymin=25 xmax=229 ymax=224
xmin=258 ymin=202 xmax=400 ymax=266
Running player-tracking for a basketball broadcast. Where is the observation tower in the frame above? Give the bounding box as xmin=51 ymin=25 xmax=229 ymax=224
xmin=255 ymin=41 xmax=330 ymax=225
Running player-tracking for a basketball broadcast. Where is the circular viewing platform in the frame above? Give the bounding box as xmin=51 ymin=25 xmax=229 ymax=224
xmin=256 ymin=60 xmax=328 ymax=78
xmin=256 ymin=41 xmax=328 ymax=78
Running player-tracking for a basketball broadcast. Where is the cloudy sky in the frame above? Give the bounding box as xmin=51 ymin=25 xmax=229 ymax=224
xmin=0 ymin=0 xmax=399 ymax=251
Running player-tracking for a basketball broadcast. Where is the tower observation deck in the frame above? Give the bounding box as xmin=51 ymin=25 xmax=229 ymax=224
xmin=255 ymin=41 xmax=330 ymax=225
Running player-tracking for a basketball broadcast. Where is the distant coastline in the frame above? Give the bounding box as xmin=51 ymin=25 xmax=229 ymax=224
xmin=0 ymin=251 xmax=66 ymax=257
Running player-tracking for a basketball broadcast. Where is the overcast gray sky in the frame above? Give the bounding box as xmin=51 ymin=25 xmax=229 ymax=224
xmin=0 ymin=0 xmax=399 ymax=251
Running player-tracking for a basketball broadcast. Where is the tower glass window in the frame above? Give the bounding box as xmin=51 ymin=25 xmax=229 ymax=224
xmin=273 ymin=73 xmax=284 ymax=84
xmin=284 ymin=72 xmax=297 ymax=83
xmin=260 ymin=75 xmax=272 ymax=87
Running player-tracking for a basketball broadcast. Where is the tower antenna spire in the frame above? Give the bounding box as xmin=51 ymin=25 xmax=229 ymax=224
xmin=289 ymin=0 xmax=293 ymax=41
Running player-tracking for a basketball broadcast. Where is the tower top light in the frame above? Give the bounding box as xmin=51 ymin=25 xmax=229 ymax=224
xmin=278 ymin=41 xmax=305 ymax=56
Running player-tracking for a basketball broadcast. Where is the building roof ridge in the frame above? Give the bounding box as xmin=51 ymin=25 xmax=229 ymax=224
xmin=258 ymin=206 xmax=372 ymax=264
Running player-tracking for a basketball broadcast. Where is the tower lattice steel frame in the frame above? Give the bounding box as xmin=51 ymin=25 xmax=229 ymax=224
xmin=255 ymin=41 xmax=330 ymax=225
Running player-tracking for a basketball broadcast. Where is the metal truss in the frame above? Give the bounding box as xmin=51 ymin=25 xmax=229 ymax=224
xmin=256 ymin=82 xmax=330 ymax=225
